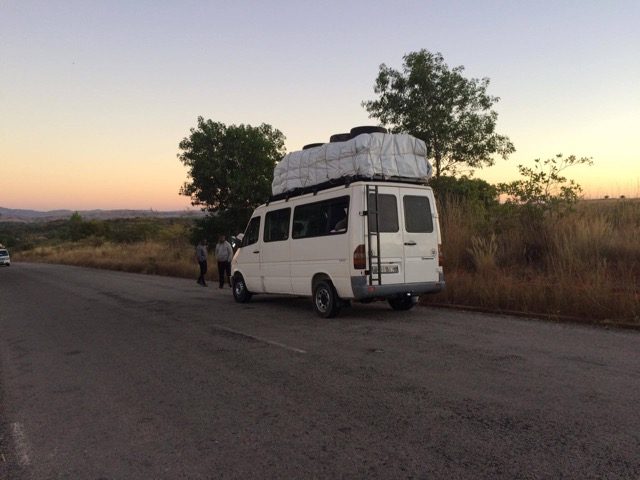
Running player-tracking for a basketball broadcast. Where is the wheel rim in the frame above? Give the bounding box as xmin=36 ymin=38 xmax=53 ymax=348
xmin=315 ymin=286 xmax=330 ymax=313
xmin=234 ymin=279 xmax=244 ymax=297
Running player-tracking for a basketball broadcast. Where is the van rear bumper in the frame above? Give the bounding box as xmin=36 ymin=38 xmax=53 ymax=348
xmin=350 ymin=276 xmax=444 ymax=300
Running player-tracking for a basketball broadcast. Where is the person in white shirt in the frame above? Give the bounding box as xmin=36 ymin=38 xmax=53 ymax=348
xmin=215 ymin=235 xmax=234 ymax=289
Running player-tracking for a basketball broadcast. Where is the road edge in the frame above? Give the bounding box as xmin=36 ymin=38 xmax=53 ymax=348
xmin=0 ymin=350 xmax=26 ymax=479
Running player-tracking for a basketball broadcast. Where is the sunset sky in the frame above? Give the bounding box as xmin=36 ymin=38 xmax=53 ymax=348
xmin=2 ymin=0 xmax=638 ymax=211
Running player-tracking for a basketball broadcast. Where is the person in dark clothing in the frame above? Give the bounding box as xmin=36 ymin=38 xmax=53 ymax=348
xmin=196 ymin=239 xmax=208 ymax=286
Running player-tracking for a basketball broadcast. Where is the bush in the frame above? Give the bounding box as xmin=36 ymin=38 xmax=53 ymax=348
xmin=431 ymin=175 xmax=498 ymax=209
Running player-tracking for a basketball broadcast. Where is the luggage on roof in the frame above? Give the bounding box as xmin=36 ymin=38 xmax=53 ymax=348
xmin=271 ymin=132 xmax=433 ymax=197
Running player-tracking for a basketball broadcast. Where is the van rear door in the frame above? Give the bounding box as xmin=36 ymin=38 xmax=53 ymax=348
xmin=367 ymin=185 xmax=405 ymax=285
xmin=400 ymin=189 xmax=439 ymax=283
xmin=367 ymin=185 xmax=439 ymax=286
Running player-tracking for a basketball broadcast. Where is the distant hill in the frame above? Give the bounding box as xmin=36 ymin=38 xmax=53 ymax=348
xmin=0 ymin=207 xmax=204 ymax=223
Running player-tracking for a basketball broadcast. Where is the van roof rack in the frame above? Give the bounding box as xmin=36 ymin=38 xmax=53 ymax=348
xmin=268 ymin=175 xmax=428 ymax=203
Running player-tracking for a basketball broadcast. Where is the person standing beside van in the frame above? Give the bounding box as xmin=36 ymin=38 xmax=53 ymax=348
xmin=215 ymin=235 xmax=234 ymax=289
xmin=196 ymin=239 xmax=208 ymax=286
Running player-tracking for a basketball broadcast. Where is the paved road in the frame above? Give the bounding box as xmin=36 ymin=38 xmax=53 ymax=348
xmin=0 ymin=263 xmax=639 ymax=479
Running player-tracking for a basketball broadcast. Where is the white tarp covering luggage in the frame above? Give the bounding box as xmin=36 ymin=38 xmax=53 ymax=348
xmin=271 ymin=133 xmax=432 ymax=196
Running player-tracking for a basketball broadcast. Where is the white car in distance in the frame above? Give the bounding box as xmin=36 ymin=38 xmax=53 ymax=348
xmin=0 ymin=247 xmax=10 ymax=267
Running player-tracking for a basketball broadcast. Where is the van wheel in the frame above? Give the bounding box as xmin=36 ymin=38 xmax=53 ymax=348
xmin=313 ymin=280 xmax=341 ymax=318
xmin=388 ymin=295 xmax=415 ymax=311
xmin=232 ymin=274 xmax=252 ymax=303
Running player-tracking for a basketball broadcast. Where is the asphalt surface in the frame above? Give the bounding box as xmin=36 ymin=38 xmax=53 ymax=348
xmin=0 ymin=262 xmax=639 ymax=479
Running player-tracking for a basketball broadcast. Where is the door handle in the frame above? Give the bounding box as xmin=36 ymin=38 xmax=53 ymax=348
xmin=404 ymin=241 xmax=416 ymax=246
xmin=253 ymin=250 xmax=260 ymax=254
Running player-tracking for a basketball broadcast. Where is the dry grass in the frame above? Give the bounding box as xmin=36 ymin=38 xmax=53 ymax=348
xmin=13 ymin=198 xmax=640 ymax=325
xmin=426 ymin=198 xmax=640 ymax=324
xmin=15 ymin=240 xmax=216 ymax=280
xmin=467 ymin=234 xmax=498 ymax=273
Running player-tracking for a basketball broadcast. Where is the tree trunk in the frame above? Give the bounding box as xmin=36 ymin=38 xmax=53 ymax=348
xmin=432 ymin=135 xmax=441 ymax=177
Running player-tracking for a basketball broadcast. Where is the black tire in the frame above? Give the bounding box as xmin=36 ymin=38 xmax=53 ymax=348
xmin=232 ymin=274 xmax=252 ymax=303
xmin=329 ymin=133 xmax=352 ymax=143
xmin=302 ymin=142 xmax=324 ymax=150
xmin=313 ymin=280 xmax=341 ymax=318
xmin=388 ymin=295 xmax=416 ymax=311
xmin=349 ymin=126 xmax=388 ymax=138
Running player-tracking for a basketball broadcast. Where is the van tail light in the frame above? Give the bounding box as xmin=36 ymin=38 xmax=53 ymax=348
xmin=438 ymin=244 xmax=444 ymax=266
xmin=354 ymin=244 xmax=366 ymax=269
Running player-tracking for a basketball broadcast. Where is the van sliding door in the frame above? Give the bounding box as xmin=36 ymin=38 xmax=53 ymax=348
xmin=261 ymin=207 xmax=292 ymax=294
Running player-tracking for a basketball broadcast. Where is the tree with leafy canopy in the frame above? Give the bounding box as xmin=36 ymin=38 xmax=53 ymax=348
xmin=178 ymin=116 xmax=286 ymax=239
xmin=363 ymin=49 xmax=515 ymax=177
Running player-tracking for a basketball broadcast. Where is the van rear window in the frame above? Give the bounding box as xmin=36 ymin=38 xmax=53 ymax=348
xmin=368 ymin=194 xmax=399 ymax=233
xmin=403 ymin=195 xmax=433 ymax=233
xmin=292 ymin=196 xmax=349 ymax=239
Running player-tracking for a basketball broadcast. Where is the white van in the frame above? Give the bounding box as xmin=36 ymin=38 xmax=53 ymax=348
xmin=231 ymin=180 xmax=444 ymax=317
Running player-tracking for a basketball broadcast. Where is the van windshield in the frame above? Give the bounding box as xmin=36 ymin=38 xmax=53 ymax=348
xmin=0 ymin=250 xmax=7 ymax=257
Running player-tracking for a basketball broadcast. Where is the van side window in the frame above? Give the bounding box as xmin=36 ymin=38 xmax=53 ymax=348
xmin=242 ymin=217 xmax=261 ymax=246
xmin=292 ymin=196 xmax=350 ymax=239
xmin=368 ymin=194 xmax=399 ymax=232
xmin=403 ymin=196 xmax=434 ymax=233
xmin=264 ymin=208 xmax=291 ymax=242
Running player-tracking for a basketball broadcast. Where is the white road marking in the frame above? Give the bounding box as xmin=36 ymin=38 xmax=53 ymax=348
xmin=212 ymin=324 xmax=307 ymax=354
xmin=10 ymin=422 xmax=31 ymax=466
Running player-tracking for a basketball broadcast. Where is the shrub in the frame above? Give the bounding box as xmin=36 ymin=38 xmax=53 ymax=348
xmin=431 ymin=175 xmax=499 ymax=210
xmin=498 ymin=154 xmax=593 ymax=219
